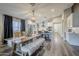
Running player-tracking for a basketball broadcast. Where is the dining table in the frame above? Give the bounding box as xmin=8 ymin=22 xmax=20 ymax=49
xmin=20 ymin=38 xmax=45 ymax=56
xmin=4 ymin=34 xmax=41 ymax=55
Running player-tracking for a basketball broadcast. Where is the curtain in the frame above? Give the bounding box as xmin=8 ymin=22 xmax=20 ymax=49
xmin=4 ymin=15 xmax=13 ymax=39
xmin=21 ymin=20 xmax=25 ymax=31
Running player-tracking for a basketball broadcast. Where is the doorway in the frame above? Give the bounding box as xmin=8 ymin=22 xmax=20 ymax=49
xmin=53 ymin=23 xmax=63 ymax=36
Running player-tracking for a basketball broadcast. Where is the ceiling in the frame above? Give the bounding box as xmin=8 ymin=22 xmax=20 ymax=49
xmin=0 ymin=3 xmax=73 ymax=19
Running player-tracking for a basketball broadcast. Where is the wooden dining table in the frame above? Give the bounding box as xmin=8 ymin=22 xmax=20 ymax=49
xmin=11 ymin=34 xmax=41 ymax=55
xmin=4 ymin=34 xmax=41 ymax=55
xmin=10 ymin=34 xmax=41 ymax=44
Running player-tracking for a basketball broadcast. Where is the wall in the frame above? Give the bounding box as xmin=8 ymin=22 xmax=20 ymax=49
xmin=0 ymin=13 xmax=3 ymax=44
xmin=25 ymin=20 xmax=28 ymax=35
xmin=53 ymin=16 xmax=63 ymax=37
xmin=64 ymin=7 xmax=72 ymax=32
xmin=53 ymin=23 xmax=63 ymax=36
xmin=53 ymin=16 xmax=62 ymax=23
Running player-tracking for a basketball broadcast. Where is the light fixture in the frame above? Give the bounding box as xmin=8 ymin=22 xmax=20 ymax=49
xmin=31 ymin=16 xmax=36 ymax=20
xmin=28 ymin=20 xmax=33 ymax=24
xmin=31 ymin=9 xmax=36 ymax=22
xmin=30 ymin=3 xmax=36 ymax=22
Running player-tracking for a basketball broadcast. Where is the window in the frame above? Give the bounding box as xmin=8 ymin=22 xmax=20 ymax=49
xmin=13 ymin=18 xmax=21 ymax=32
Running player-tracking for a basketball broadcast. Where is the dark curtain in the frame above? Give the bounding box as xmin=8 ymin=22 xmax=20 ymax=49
xmin=4 ymin=15 xmax=13 ymax=39
xmin=21 ymin=20 xmax=25 ymax=31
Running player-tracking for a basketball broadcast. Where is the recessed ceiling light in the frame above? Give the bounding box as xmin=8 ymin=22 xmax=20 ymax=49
xmin=51 ymin=9 xmax=55 ymax=12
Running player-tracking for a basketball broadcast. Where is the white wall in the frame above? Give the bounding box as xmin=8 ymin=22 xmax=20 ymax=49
xmin=53 ymin=23 xmax=63 ymax=36
xmin=0 ymin=13 xmax=3 ymax=43
xmin=67 ymin=13 xmax=73 ymax=28
xmin=52 ymin=16 xmax=63 ymax=37
xmin=53 ymin=17 xmax=62 ymax=23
